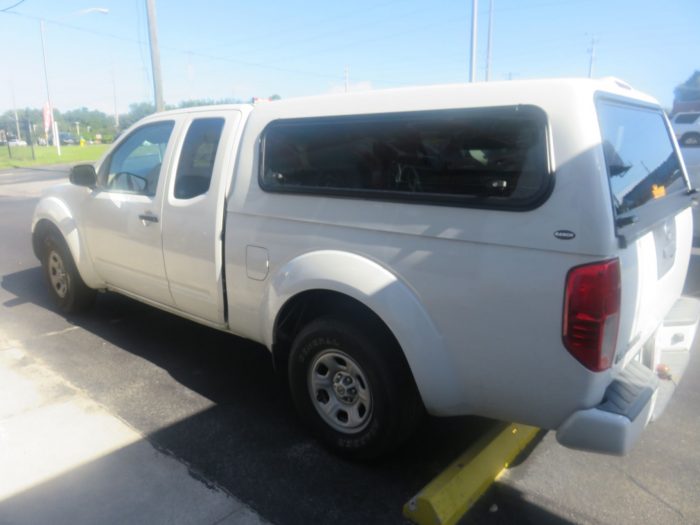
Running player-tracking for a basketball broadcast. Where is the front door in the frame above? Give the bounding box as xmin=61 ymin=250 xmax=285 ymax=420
xmin=84 ymin=120 xmax=177 ymax=306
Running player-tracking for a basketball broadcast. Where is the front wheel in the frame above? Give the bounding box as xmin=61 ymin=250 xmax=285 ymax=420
xmin=288 ymin=316 xmax=423 ymax=459
xmin=41 ymin=232 xmax=95 ymax=313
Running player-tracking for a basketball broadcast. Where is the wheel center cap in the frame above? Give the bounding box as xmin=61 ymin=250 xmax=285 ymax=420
xmin=333 ymin=371 xmax=358 ymax=404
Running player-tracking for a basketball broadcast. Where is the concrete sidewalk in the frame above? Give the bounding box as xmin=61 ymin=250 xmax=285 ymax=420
xmin=0 ymin=336 xmax=267 ymax=525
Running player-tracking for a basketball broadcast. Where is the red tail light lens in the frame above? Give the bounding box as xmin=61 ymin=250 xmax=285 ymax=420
xmin=563 ymin=259 xmax=621 ymax=371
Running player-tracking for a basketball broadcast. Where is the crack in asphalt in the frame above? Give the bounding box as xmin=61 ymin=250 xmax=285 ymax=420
xmin=618 ymin=469 xmax=688 ymax=522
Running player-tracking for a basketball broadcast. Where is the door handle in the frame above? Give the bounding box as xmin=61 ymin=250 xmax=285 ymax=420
xmin=138 ymin=213 xmax=159 ymax=225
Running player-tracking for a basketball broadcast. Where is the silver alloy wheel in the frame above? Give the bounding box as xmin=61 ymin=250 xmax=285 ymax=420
xmin=48 ymin=250 xmax=69 ymax=299
xmin=307 ymin=349 xmax=373 ymax=434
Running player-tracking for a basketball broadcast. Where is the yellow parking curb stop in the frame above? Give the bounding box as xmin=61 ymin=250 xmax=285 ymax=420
xmin=403 ymin=422 xmax=540 ymax=525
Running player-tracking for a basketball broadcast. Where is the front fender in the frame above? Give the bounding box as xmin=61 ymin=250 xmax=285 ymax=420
xmin=32 ymin=193 xmax=103 ymax=289
xmin=262 ymin=250 xmax=463 ymax=414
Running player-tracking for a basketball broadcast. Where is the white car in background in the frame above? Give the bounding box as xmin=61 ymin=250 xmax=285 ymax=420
xmin=671 ymin=112 xmax=700 ymax=146
xmin=680 ymin=146 xmax=700 ymax=237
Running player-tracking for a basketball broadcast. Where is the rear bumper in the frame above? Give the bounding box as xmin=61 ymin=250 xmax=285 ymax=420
xmin=556 ymin=296 xmax=700 ymax=455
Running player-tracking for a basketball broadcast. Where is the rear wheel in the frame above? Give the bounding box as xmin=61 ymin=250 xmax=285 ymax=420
xmin=288 ymin=316 xmax=423 ymax=459
xmin=41 ymin=232 xmax=95 ymax=313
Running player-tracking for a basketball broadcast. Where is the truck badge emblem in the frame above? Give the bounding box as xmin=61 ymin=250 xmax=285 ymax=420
xmin=554 ymin=230 xmax=576 ymax=240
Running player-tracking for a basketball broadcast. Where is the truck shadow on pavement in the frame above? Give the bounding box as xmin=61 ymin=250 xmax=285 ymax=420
xmin=2 ymin=266 xmax=572 ymax=525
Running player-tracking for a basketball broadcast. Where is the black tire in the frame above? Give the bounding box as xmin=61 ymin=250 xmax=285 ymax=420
xmin=288 ymin=316 xmax=423 ymax=460
xmin=41 ymin=232 xmax=96 ymax=313
xmin=681 ymin=132 xmax=700 ymax=147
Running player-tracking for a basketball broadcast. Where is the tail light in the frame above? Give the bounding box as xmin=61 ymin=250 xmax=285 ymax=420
xmin=563 ymin=259 xmax=621 ymax=371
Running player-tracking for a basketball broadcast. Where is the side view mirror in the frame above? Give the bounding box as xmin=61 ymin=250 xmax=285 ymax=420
xmin=69 ymin=164 xmax=97 ymax=188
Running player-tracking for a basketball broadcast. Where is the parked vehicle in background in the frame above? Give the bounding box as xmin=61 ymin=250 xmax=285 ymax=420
xmin=60 ymin=133 xmax=78 ymax=145
xmin=31 ymin=78 xmax=699 ymax=459
xmin=671 ymin=112 xmax=700 ymax=146
xmin=48 ymin=133 xmax=78 ymax=146
xmin=8 ymin=139 xmax=28 ymax=147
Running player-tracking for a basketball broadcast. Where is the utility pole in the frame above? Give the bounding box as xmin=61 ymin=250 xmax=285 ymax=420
xmin=40 ymin=20 xmax=60 ymax=156
xmin=344 ymin=66 xmax=349 ymax=93
xmin=469 ymin=0 xmax=478 ymax=82
xmin=10 ymin=81 xmax=21 ymax=141
xmin=587 ymin=37 xmax=598 ymax=78
xmin=111 ymin=62 xmax=119 ymax=129
xmin=26 ymin=117 xmax=36 ymax=160
xmin=145 ymin=0 xmax=164 ymax=112
xmin=485 ymin=0 xmax=493 ymax=81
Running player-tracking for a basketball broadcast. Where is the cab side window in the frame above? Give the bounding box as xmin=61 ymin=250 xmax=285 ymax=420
xmin=174 ymin=118 xmax=225 ymax=199
xmin=100 ymin=121 xmax=174 ymax=195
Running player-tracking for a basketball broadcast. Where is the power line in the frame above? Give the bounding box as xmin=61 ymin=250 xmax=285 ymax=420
xmin=231 ymin=3 xmax=436 ymax=61
xmin=259 ymin=15 xmax=457 ymax=68
xmin=0 ymin=0 xmax=26 ymax=13
xmin=195 ymin=0 xmax=405 ymax=54
xmin=0 ymin=8 xmax=343 ymax=82
xmin=1 ymin=9 xmax=148 ymax=45
xmin=183 ymin=48 xmax=342 ymax=81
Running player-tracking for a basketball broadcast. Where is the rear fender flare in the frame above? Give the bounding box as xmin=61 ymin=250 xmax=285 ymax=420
xmin=262 ymin=250 xmax=463 ymax=413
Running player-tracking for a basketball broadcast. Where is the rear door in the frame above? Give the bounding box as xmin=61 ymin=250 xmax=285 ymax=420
xmin=161 ymin=111 xmax=241 ymax=324
xmin=597 ymin=98 xmax=694 ymax=363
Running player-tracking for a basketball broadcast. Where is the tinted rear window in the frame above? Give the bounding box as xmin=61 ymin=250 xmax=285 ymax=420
xmin=260 ymin=106 xmax=550 ymax=209
xmin=597 ymin=100 xmax=685 ymax=215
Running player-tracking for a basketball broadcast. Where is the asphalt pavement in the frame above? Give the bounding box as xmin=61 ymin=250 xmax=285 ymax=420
xmin=0 ymin=165 xmax=699 ymax=525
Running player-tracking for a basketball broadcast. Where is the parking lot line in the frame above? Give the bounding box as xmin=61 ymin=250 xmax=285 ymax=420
xmin=403 ymin=422 xmax=540 ymax=525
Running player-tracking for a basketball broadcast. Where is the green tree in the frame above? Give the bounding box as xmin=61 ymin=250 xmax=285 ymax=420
xmin=119 ymin=102 xmax=156 ymax=129
xmin=57 ymin=107 xmax=113 ymax=139
xmin=1 ymin=108 xmax=43 ymax=143
xmin=177 ymin=97 xmax=240 ymax=108
xmin=674 ymin=71 xmax=700 ymax=102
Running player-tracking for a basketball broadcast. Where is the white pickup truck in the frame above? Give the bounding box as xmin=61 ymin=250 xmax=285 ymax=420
xmin=32 ymin=78 xmax=699 ymax=459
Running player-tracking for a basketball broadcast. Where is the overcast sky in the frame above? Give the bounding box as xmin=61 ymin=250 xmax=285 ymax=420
xmin=0 ymin=0 xmax=697 ymax=115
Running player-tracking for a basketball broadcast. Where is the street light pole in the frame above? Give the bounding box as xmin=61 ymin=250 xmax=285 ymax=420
xmin=112 ymin=62 xmax=120 ymax=129
xmin=587 ymin=37 xmax=598 ymax=78
xmin=9 ymin=80 xmax=21 ymax=141
xmin=469 ymin=0 xmax=478 ymax=83
xmin=485 ymin=0 xmax=493 ymax=82
xmin=146 ymin=0 xmax=164 ymax=112
xmin=39 ymin=20 xmax=60 ymax=156
xmin=37 ymin=8 xmax=109 ymax=154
